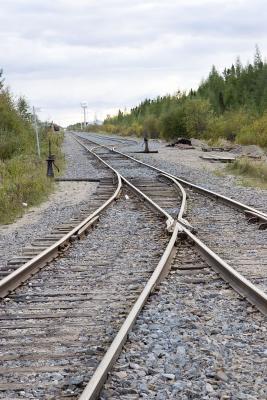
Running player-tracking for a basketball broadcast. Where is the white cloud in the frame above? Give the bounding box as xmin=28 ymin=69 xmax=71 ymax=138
xmin=0 ymin=0 xmax=266 ymax=126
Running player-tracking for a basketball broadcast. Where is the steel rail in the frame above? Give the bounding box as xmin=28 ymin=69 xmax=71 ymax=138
xmin=0 ymin=169 xmax=122 ymax=298
xmin=74 ymin=137 xmax=175 ymax=231
xmin=79 ymin=222 xmax=180 ymax=400
xmin=75 ymin=137 xmax=186 ymax=281
xmin=160 ymin=173 xmax=189 ymax=225
xmin=183 ymin=226 xmax=267 ymax=316
xmin=74 ymin=136 xmax=188 ymax=400
xmin=84 ymin=131 xmax=138 ymax=145
xmin=121 ymin=176 xmax=174 ymax=231
xmin=105 ymin=144 xmax=267 ymax=314
xmin=111 ymin=147 xmax=267 ymax=221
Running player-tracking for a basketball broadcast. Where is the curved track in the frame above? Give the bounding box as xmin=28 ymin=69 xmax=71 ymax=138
xmin=0 ymin=135 xmax=184 ymax=399
xmin=0 ymin=131 xmax=266 ymax=400
xmin=75 ymin=132 xmax=267 ymax=307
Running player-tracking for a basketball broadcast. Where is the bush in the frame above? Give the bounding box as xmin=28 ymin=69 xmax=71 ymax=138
xmin=143 ymin=115 xmax=160 ymax=138
xmin=184 ymin=98 xmax=212 ymax=137
xmin=0 ymin=131 xmax=64 ymax=224
xmin=0 ymin=129 xmax=21 ymax=160
xmin=0 ymin=91 xmax=35 ymax=159
xmin=205 ymin=110 xmax=252 ymax=143
xmin=159 ymin=106 xmax=187 ymax=140
xmin=0 ymin=156 xmax=51 ymax=223
xmin=129 ymin=122 xmax=143 ymax=137
xmin=237 ymin=113 xmax=267 ymax=147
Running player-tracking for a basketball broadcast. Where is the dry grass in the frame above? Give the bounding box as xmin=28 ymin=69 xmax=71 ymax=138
xmin=226 ymin=157 xmax=267 ymax=189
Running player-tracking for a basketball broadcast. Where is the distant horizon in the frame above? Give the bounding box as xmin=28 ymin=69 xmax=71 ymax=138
xmin=1 ymin=0 xmax=266 ymax=126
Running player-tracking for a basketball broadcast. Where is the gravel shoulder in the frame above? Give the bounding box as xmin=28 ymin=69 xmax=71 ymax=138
xmin=127 ymin=143 xmax=267 ymax=212
xmin=0 ymin=133 xmax=102 ymax=268
xmin=76 ymin=132 xmax=267 ymax=211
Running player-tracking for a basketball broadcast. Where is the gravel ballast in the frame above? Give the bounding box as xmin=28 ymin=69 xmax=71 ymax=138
xmin=3 ymin=130 xmax=264 ymax=399
xmin=101 ymin=243 xmax=267 ymax=400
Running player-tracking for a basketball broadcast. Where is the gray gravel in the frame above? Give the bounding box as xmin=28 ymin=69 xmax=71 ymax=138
xmin=101 ymin=243 xmax=267 ymax=399
xmin=62 ymin=133 xmax=110 ymax=179
xmin=188 ymin=190 xmax=267 ymax=292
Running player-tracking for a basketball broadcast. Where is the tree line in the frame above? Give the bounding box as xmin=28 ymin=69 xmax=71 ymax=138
xmin=100 ymin=47 xmax=267 ymax=147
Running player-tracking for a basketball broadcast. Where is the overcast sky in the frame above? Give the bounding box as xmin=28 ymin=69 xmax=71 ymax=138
xmin=1 ymin=0 xmax=266 ymax=126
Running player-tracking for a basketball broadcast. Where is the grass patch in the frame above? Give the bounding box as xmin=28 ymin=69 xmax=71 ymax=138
xmin=0 ymin=132 xmax=65 ymax=224
xmin=226 ymin=157 xmax=267 ymax=189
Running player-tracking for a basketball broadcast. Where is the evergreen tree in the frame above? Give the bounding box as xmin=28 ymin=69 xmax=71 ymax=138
xmin=17 ymin=97 xmax=31 ymax=121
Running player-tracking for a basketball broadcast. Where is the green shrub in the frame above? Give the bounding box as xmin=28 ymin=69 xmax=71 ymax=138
xmin=159 ymin=106 xmax=187 ymax=139
xmin=184 ymin=97 xmax=212 ymax=138
xmin=205 ymin=110 xmax=251 ymax=143
xmin=0 ymin=157 xmax=51 ymax=223
xmin=0 ymin=130 xmax=64 ymax=224
xmin=237 ymin=113 xmax=267 ymax=147
xmin=143 ymin=115 xmax=160 ymax=138
xmin=0 ymin=129 xmax=21 ymax=160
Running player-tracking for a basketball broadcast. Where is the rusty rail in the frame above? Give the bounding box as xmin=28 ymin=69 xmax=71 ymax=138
xmin=111 ymin=147 xmax=267 ymax=221
xmin=79 ymin=222 xmax=180 ymax=400
xmin=74 ymin=137 xmax=183 ymax=400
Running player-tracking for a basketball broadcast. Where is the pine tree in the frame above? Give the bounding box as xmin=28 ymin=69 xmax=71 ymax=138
xmin=17 ymin=97 xmax=31 ymax=121
xmin=0 ymin=69 xmax=4 ymax=89
xmin=254 ymin=45 xmax=263 ymax=69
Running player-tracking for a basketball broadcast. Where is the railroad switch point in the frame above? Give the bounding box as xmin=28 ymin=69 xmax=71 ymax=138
xmin=131 ymin=135 xmax=158 ymax=154
xmin=46 ymin=140 xmax=59 ymax=177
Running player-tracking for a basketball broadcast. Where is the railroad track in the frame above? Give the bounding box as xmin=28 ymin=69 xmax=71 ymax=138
xmin=0 ymin=178 xmax=114 ymax=281
xmin=187 ymin=191 xmax=267 ymax=292
xmin=101 ymin=241 xmax=267 ymax=399
xmin=0 ymin=131 xmax=266 ymax=399
xmin=0 ymin=190 xmax=172 ymax=399
xmin=0 ymin=135 xmax=184 ymax=398
xmin=70 ymin=133 xmax=267 ymax=399
xmin=75 ymin=132 xmax=267 ymax=299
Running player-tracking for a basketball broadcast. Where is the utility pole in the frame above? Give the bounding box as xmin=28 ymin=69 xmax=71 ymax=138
xmin=81 ymin=102 xmax=88 ymax=129
xmin=32 ymin=106 xmax=41 ymax=158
